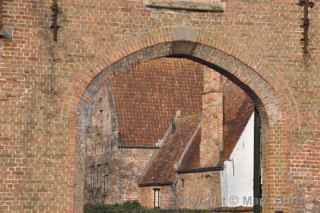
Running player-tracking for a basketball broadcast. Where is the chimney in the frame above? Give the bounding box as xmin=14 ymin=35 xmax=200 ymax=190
xmin=200 ymin=67 xmax=223 ymax=167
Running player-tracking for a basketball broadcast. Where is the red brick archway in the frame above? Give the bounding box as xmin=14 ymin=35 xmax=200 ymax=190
xmin=68 ymin=28 xmax=296 ymax=213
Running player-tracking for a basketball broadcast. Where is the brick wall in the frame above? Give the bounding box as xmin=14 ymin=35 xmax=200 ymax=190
xmin=139 ymin=186 xmax=176 ymax=209
xmin=0 ymin=0 xmax=2 ymax=28
xmin=105 ymin=148 xmax=155 ymax=204
xmin=200 ymin=67 xmax=223 ymax=167
xmin=84 ymin=84 xmax=114 ymax=204
xmin=0 ymin=0 xmax=319 ymax=213
xmin=139 ymin=187 xmax=155 ymax=209
xmin=176 ymin=172 xmax=221 ymax=209
xmin=84 ymin=80 xmax=155 ymax=205
xmin=85 ymin=147 xmax=155 ymax=205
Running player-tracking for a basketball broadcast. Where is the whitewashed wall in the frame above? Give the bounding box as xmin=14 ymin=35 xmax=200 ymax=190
xmin=220 ymin=113 xmax=254 ymax=207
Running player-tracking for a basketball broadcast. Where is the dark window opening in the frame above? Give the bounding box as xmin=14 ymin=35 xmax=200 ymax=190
xmin=153 ymin=188 xmax=160 ymax=208
xmin=103 ymin=174 xmax=109 ymax=194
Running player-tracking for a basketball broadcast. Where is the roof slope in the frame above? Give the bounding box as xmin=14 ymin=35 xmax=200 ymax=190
xmin=111 ymin=58 xmax=203 ymax=146
xmin=139 ymin=113 xmax=201 ymax=186
xmin=222 ymin=78 xmax=254 ymax=161
xmin=176 ymin=128 xmax=201 ymax=172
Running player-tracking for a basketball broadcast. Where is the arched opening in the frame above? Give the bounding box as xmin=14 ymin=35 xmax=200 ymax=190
xmin=75 ymin=40 xmax=287 ymax=213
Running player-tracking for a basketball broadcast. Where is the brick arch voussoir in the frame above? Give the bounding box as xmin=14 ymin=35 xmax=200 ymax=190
xmin=189 ymin=43 xmax=282 ymax=125
xmin=69 ymin=26 xmax=298 ymax=135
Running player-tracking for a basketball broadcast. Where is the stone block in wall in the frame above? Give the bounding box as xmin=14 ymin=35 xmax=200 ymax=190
xmin=144 ymin=0 xmax=225 ymax=12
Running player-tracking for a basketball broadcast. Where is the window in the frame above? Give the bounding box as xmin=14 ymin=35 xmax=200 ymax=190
xmin=97 ymin=164 xmax=101 ymax=190
xmin=87 ymin=174 xmax=92 ymax=190
xmin=90 ymin=166 xmax=95 ymax=190
xmin=153 ymin=188 xmax=160 ymax=208
xmin=103 ymin=174 xmax=109 ymax=193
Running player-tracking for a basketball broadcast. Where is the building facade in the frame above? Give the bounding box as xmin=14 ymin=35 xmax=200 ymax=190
xmin=0 ymin=0 xmax=319 ymax=213
xmin=82 ymin=57 xmax=255 ymax=210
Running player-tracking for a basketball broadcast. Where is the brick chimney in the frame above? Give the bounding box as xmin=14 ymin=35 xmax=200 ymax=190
xmin=200 ymin=67 xmax=223 ymax=167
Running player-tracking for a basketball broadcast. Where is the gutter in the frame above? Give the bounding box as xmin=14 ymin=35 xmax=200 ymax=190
xmin=177 ymin=166 xmax=223 ymax=174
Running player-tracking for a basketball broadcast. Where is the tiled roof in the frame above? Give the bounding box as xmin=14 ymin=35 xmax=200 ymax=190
xmin=177 ymin=125 xmax=224 ymax=174
xmin=111 ymin=58 xmax=203 ymax=146
xmin=139 ymin=113 xmax=201 ymax=186
xmin=222 ymin=79 xmax=254 ymax=162
xmin=222 ymin=100 xmax=254 ymax=161
xmin=176 ymin=127 xmax=201 ymax=172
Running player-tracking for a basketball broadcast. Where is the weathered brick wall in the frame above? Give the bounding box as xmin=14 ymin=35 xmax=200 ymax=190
xmin=0 ymin=0 xmax=2 ymax=27
xmin=111 ymin=58 xmax=203 ymax=146
xmin=83 ymin=80 xmax=155 ymax=205
xmin=84 ymin=84 xmax=114 ymax=204
xmin=176 ymin=172 xmax=221 ymax=209
xmin=0 ymin=0 xmax=319 ymax=213
xmin=85 ymin=147 xmax=155 ymax=205
xmin=287 ymin=2 xmax=320 ymax=212
xmin=140 ymin=186 xmax=176 ymax=209
xmin=139 ymin=187 xmax=155 ymax=209
xmin=104 ymin=148 xmax=155 ymax=204
xmin=200 ymin=67 xmax=223 ymax=167
xmin=0 ymin=1 xmax=61 ymax=212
